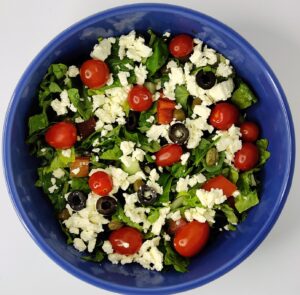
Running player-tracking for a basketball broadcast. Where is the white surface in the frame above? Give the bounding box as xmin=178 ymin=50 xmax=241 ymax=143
xmin=0 ymin=0 xmax=299 ymax=294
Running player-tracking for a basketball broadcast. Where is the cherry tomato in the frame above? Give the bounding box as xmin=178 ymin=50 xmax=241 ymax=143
xmin=80 ymin=59 xmax=110 ymax=89
xmin=157 ymin=98 xmax=176 ymax=124
xmin=88 ymin=171 xmax=113 ymax=196
xmin=128 ymin=85 xmax=153 ymax=112
xmin=155 ymin=144 xmax=183 ymax=167
xmin=70 ymin=157 xmax=89 ymax=178
xmin=240 ymin=121 xmax=260 ymax=142
xmin=202 ymin=175 xmax=237 ymax=197
xmin=209 ymin=103 xmax=240 ymax=130
xmin=173 ymin=221 xmax=210 ymax=257
xmin=168 ymin=218 xmax=188 ymax=235
xmin=109 ymin=227 xmax=143 ymax=255
xmin=169 ymin=34 xmax=194 ymax=58
xmin=45 ymin=122 xmax=77 ymax=149
xmin=234 ymin=142 xmax=259 ymax=171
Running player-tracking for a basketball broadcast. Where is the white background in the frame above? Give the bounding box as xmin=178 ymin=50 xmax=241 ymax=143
xmin=1 ymin=0 xmax=299 ymax=294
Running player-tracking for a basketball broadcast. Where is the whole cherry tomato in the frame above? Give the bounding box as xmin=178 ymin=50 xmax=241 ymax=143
xmin=234 ymin=142 xmax=259 ymax=171
xmin=109 ymin=227 xmax=143 ymax=255
xmin=173 ymin=221 xmax=210 ymax=257
xmin=240 ymin=121 xmax=260 ymax=142
xmin=209 ymin=103 xmax=240 ymax=130
xmin=45 ymin=122 xmax=77 ymax=149
xmin=169 ymin=34 xmax=194 ymax=58
xmin=88 ymin=171 xmax=113 ymax=196
xmin=80 ymin=59 xmax=110 ymax=89
xmin=128 ymin=85 xmax=153 ymax=112
xmin=155 ymin=144 xmax=183 ymax=167
xmin=202 ymin=175 xmax=237 ymax=197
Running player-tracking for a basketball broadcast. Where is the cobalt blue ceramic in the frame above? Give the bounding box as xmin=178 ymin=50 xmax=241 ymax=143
xmin=3 ymin=3 xmax=295 ymax=294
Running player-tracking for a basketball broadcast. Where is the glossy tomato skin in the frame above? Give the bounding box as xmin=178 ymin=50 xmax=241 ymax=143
xmin=45 ymin=122 xmax=77 ymax=149
xmin=157 ymin=98 xmax=176 ymax=124
xmin=202 ymin=175 xmax=237 ymax=197
xmin=234 ymin=142 xmax=259 ymax=171
xmin=240 ymin=121 xmax=260 ymax=142
xmin=109 ymin=227 xmax=143 ymax=255
xmin=155 ymin=144 xmax=183 ymax=167
xmin=169 ymin=34 xmax=194 ymax=58
xmin=209 ymin=103 xmax=240 ymax=130
xmin=80 ymin=59 xmax=110 ymax=89
xmin=168 ymin=218 xmax=188 ymax=235
xmin=88 ymin=171 xmax=113 ymax=196
xmin=128 ymin=85 xmax=153 ymax=112
xmin=174 ymin=221 xmax=210 ymax=257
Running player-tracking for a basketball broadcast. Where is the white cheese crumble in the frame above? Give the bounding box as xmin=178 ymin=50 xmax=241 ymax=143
xmin=61 ymin=149 xmax=72 ymax=158
xmin=118 ymin=31 xmax=152 ymax=62
xmin=90 ymin=38 xmax=115 ymax=61
xmin=67 ymin=65 xmax=79 ymax=77
xmin=134 ymin=64 xmax=148 ymax=85
xmin=176 ymin=173 xmax=206 ymax=192
xmin=118 ymin=71 xmax=130 ymax=86
xmin=51 ymin=90 xmax=77 ymax=115
xmin=207 ymin=78 xmax=234 ymax=102
xmin=146 ymin=169 xmax=163 ymax=195
xmin=184 ymin=207 xmax=215 ymax=223
xmin=151 ymin=207 xmax=170 ymax=235
xmin=107 ymin=237 xmax=164 ymax=271
xmin=216 ymin=61 xmax=233 ymax=78
xmin=146 ymin=124 xmax=170 ymax=143
xmin=120 ymin=141 xmax=135 ymax=156
xmin=71 ymin=167 xmax=80 ymax=175
xmin=167 ymin=210 xmax=181 ymax=221
xmin=213 ymin=125 xmax=242 ymax=164
xmin=73 ymin=238 xmax=87 ymax=252
xmin=52 ymin=168 xmax=65 ymax=179
xmin=180 ymin=152 xmax=190 ymax=165
xmin=196 ymin=188 xmax=227 ymax=209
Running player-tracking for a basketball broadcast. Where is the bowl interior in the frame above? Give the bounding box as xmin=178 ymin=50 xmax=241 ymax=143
xmin=4 ymin=4 xmax=294 ymax=294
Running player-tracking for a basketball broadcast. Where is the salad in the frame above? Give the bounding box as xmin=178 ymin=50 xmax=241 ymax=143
xmin=27 ymin=30 xmax=270 ymax=272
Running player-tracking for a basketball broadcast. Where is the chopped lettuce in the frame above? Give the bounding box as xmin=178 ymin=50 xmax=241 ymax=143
xmin=231 ymin=82 xmax=257 ymax=109
xmin=163 ymin=241 xmax=189 ymax=272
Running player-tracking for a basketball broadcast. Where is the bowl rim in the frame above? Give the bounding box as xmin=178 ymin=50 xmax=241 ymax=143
xmin=3 ymin=3 xmax=295 ymax=294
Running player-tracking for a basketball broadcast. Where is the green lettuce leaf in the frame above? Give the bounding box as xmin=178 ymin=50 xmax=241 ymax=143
xmin=112 ymin=206 xmax=142 ymax=231
xmin=99 ymin=144 xmax=122 ymax=160
xmin=147 ymin=208 xmax=160 ymax=223
xmin=256 ymin=138 xmax=271 ymax=166
xmin=235 ymin=190 xmax=259 ymax=213
xmin=175 ymin=85 xmax=189 ymax=110
xmin=146 ymin=30 xmax=169 ymax=76
xmin=231 ymin=82 xmax=257 ymax=109
xmin=157 ymin=174 xmax=173 ymax=203
xmin=163 ymin=241 xmax=189 ymax=272
xmin=67 ymin=88 xmax=92 ymax=120
xmin=219 ymin=203 xmax=238 ymax=224
xmin=81 ymin=251 xmax=105 ymax=263
xmin=44 ymin=148 xmax=75 ymax=173
xmin=28 ymin=112 xmax=48 ymax=135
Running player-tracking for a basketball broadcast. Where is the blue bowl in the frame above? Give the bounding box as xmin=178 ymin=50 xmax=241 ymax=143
xmin=3 ymin=3 xmax=295 ymax=294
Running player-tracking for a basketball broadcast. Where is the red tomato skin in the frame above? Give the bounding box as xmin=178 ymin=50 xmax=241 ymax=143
xmin=45 ymin=122 xmax=77 ymax=149
xmin=209 ymin=103 xmax=240 ymax=130
xmin=88 ymin=171 xmax=113 ymax=196
xmin=202 ymin=175 xmax=237 ymax=197
xmin=128 ymin=85 xmax=153 ymax=112
xmin=169 ymin=34 xmax=194 ymax=58
xmin=168 ymin=218 xmax=188 ymax=235
xmin=155 ymin=144 xmax=183 ymax=167
xmin=174 ymin=221 xmax=210 ymax=257
xmin=109 ymin=227 xmax=143 ymax=255
xmin=240 ymin=122 xmax=260 ymax=142
xmin=234 ymin=142 xmax=259 ymax=171
xmin=80 ymin=59 xmax=110 ymax=89
xmin=157 ymin=98 xmax=176 ymax=124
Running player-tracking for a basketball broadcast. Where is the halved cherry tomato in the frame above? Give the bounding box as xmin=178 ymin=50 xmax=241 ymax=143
xmin=70 ymin=157 xmax=89 ymax=177
xmin=80 ymin=59 xmax=110 ymax=89
xmin=209 ymin=103 xmax=240 ymax=130
xmin=234 ymin=142 xmax=259 ymax=171
xmin=173 ymin=221 xmax=210 ymax=257
xmin=168 ymin=218 xmax=188 ymax=235
xmin=88 ymin=171 xmax=113 ymax=196
xmin=109 ymin=227 xmax=143 ymax=255
xmin=157 ymin=98 xmax=176 ymax=124
xmin=155 ymin=144 xmax=183 ymax=167
xmin=240 ymin=121 xmax=260 ymax=142
xmin=45 ymin=122 xmax=77 ymax=149
xmin=128 ymin=85 xmax=153 ymax=112
xmin=202 ymin=175 xmax=237 ymax=197
xmin=169 ymin=34 xmax=194 ymax=58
